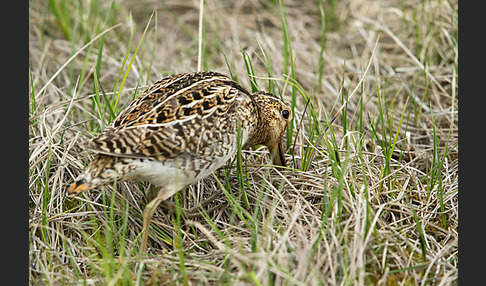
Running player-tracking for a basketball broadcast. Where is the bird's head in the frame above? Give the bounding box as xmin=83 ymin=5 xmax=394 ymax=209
xmin=247 ymin=91 xmax=292 ymax=167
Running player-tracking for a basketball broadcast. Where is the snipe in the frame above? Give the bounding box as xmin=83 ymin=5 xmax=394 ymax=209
xmin=68 ymin=71 xmax=292 ymax=252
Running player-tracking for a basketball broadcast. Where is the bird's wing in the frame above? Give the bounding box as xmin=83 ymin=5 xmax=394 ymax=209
xmin=82 ymin=71 xmax=249 ymax=160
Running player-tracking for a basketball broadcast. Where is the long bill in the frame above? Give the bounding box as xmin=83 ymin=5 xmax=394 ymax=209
xmin=270 ymin=141 xmax=287 ymax=167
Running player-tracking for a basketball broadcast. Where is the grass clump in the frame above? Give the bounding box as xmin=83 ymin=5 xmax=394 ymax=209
xmin=30 ymin=0 xmax=457 ymax=284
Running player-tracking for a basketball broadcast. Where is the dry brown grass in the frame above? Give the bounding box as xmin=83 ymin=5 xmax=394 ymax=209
xmin=29 ymin=0 xmax=457 ymax=284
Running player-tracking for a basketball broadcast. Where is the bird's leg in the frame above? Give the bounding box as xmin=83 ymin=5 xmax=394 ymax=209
xmin=141 ymin=189 xmax=229 ymax=251
xmin=141 ymin=195 xmax=165 ymax=252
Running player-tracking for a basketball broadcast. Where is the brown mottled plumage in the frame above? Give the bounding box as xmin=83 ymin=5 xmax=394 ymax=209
xmin=68 ymin=71 xmax=292 ymax=251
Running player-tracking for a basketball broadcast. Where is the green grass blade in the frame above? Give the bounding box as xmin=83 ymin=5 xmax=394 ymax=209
xmin=113 ymin=11 xmax=155 ymax=113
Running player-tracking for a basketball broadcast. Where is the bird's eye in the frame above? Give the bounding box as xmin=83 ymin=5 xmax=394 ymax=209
xmin=282 ymin=109 xmax=290 ymax=119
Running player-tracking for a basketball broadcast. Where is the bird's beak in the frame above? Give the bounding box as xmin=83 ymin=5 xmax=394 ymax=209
xmin=270 ymin=141 xmax=287 ymax=167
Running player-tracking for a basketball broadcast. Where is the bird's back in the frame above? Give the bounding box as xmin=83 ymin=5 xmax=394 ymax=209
xmin=83 ymin=71 xmax=256 ymax=161
xmin=71 ymin=71 xmax=258 ymax=194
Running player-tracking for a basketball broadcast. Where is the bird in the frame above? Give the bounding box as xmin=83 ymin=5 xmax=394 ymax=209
xmin=68 ymin=71 xmax=292 ymax=252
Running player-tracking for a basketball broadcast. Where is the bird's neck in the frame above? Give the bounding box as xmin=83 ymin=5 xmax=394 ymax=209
xmin=241 ymin=98 xmax=266 ymax=150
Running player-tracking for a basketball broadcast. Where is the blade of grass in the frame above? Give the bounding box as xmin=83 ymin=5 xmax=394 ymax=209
xmin=48 ymin=0 xmax=71 ymax=41
xmin=173 ymin=193 xmax=189 ymax=286
xmin=145 ymin=9 xmax=157 ymax=84
xmin=113 ymin=11 xmax=155 ymax=113
xmin=238 ymin=39 xmax=258 ymax=92
xmin=279 ymin=0 xmax=297 ymax=147
xmin=197 ymin=0 xmax=204 ymax=71
xmin=409 ymin=199 xmax=427 ymax=262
